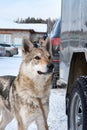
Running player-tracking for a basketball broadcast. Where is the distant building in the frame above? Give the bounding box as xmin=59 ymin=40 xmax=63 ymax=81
xmin=0 ymin=21 xmax=47 ymax=46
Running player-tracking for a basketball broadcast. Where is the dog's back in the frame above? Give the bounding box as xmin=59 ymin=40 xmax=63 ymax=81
xmin=0 ymin=76 xmax=16 ymax=129
xmin=0 ymin=76 xmax=16 ymax=109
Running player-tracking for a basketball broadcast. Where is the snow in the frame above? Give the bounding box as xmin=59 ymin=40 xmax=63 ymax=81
xmin=0 ymin=50 xmax=67 ymax=130
xmin=0 ymin=20 xmax=47 ymax=33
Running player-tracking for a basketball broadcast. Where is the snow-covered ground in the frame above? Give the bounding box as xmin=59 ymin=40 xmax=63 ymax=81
xmin=0 ymin=50 xmax=67 ymax=130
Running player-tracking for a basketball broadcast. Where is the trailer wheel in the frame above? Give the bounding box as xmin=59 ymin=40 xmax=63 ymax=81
xmin=68 ymin=76 xmax=87 ymax=130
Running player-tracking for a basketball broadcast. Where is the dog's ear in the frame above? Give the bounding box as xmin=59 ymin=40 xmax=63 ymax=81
xmin=40 ymin=37 xmax=51 ymax=53
xmin=22 ymin=38 xmax=33 ymax=54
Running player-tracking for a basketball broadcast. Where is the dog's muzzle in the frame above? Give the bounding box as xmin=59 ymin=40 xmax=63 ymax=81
xmin=37 ymin=63 xmax=54 ymax=75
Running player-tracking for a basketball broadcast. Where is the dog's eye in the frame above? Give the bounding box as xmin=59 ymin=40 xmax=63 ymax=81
xmin=34 ymin=56 xmax=41 ymax=60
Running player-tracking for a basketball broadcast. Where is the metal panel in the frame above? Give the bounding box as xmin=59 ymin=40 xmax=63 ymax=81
xmin=60 ymin=0 xmax=87 ymax=82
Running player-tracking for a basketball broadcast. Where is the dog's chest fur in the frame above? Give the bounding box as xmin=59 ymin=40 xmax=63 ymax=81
xmin=9 ymin=75 xmax=51 ymax=114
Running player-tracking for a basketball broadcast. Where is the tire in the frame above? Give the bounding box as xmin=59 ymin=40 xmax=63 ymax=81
xmin=68 ymin=76 xmax=87 ymax=130
xmin=6 ymin=51 xmax=12 ymax=57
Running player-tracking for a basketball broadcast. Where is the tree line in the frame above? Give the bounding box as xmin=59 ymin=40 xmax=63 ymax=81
xmin=15 ymin=17 xmax=57 ymax=33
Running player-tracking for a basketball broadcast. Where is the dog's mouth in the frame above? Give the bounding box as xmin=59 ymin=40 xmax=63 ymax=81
xmin=37 ymin=71 xmax=48 ymax=75
xmin=37 ymin=63 xmax=54 ymax=75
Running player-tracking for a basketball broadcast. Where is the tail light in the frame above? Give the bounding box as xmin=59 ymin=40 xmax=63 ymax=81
xmin=51 ymin=37 xmax=60 ymax=63
xmin=51 ymin=37 xmax=60 ymax=56
xmin=13 ymin=48 xmax=17 ymax=51
xmin=51 ymin=37 xmax=60 ymax=46
xmin=52 ymin=59 xmax=60 ymax=62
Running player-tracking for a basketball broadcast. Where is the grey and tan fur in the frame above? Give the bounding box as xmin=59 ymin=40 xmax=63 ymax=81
xmin=0 ymin=38 xmax=54 ymax=130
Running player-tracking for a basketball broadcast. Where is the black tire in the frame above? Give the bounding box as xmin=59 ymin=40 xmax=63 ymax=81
xmin=6 ymin=51 xmax=12 ymax=57
xmin=68 ymin=76 xmax=87 ymax=130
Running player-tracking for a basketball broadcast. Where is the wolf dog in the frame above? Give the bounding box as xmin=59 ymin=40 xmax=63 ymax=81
xmin=0 ymin=38 xmax=54 ymax=130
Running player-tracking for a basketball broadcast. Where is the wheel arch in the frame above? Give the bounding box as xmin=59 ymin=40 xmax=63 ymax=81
xmin=66 ymin=52 xmax=87 ymax=114
xmin=67 ymin=52 xmax=87 ymax=96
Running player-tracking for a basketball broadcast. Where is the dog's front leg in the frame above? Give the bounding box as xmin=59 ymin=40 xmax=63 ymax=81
xmin=18 ymin=119 xmax=25 ymax=130
xmin=37 ymin=98 xmax=49 ymax=130
xmin=36 ymin=115 xmax=49 ymax=130
xmin=15 ymin=111 xmax=25 ymax=130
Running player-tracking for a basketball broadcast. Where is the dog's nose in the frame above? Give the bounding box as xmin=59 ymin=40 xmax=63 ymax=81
xmin=47 ymin=63 xmax=54 ymax=72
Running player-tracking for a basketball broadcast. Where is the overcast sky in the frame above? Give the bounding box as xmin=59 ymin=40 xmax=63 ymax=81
xmin=0 ymin=0 xmax=61 ymax=22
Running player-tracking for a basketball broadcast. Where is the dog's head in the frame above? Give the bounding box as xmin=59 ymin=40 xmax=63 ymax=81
xmin=21 ymin=38 xmax=54 ymax=79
